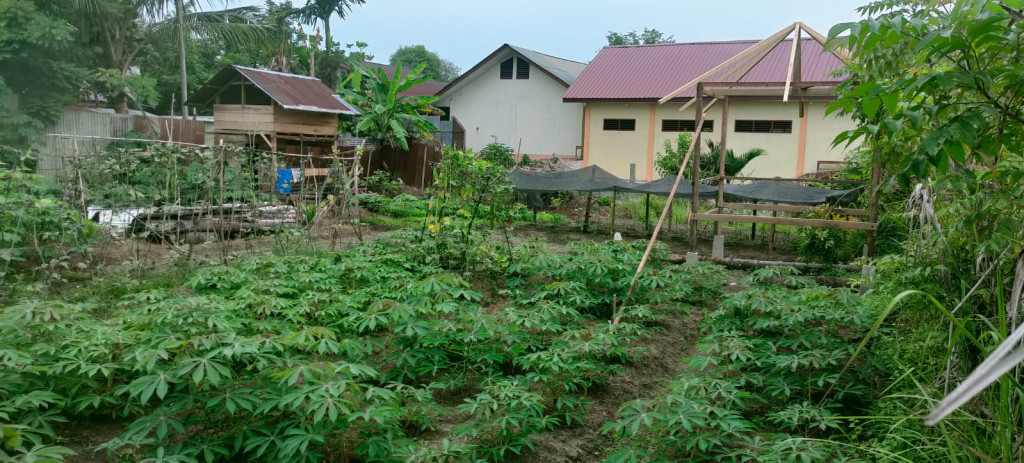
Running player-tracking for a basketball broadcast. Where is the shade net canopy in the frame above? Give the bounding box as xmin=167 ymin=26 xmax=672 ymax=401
xmin=510 ymin=168 xmax=861 ymax=206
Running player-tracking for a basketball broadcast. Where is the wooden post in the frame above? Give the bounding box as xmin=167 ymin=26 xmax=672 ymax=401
xmin=866 ymin=159 xmax=882 ymax=257
xmin=769 ymin=210 xmax=777 ymax=252
xmin=716 ymin=96 xmax=730 ymax=235
xmin=750 ymin=206 xmax=757 ymax=240
xmin=583 ymin=192 xmax=594 ymax=232
xmin=690 ymin=83 xmax=704 ymax=251
xmin=645 ymin=193 xmax=651 ymax=232
xmin=610 ymin=189 xmax=618 ymax=238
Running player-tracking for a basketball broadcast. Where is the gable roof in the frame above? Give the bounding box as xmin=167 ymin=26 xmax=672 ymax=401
xmin=189 ymin=65 xmax=360 ymax=115
xmin=362 ymin=62 xmax=446 ymax=97
xmin=436 ymin=44 xmax=587 ymax=97
xmin=563 ymin=38 xmax=844 ymax=102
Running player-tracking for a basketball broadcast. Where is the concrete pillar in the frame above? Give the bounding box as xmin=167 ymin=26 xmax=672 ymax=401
xmin=712 ymin=235 xmax=725 ymax=259
xmin=860 ymin=264 xmax=876 ymax=294
xmin=685 ymin=252 xmax=699 ymax=264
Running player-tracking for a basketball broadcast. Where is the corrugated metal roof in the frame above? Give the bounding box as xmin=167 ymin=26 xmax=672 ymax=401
xmin=189 ymin=65 xmax=360 ymax=115
xmin=437 ymin=44 xmax=587 ymax=97
xmin=507 ymin=45 xmax=588 ymax=85
xmin=363 ymin=62 xmax=446 ymax=97
xmin=563 ymin=38 xmax=844 ymax=102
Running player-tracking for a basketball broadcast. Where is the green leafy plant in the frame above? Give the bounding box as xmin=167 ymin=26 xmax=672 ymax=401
xmin=795 ymin=206 xmax=864 ymax=264
xmin=365 ymin=169 xmax=403 ymax=197
xmin=340 ymin=61 xmax=439 ymax=150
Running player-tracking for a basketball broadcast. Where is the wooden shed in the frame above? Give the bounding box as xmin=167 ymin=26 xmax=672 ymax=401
xmin=188 ymin=65 xmax=360 ymax=155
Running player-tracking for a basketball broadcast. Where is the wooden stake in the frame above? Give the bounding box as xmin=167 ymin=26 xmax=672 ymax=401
xmin=866 ymin=159 xmax=882 ymax=257
xmin=583 ymin=192 xmax=594 ymax=232
xmin=690 ymin=84 xmax=704 ymax=251
xmin=610 ymin=189 xmax=618 ymax=238
xmin=613 ymin=111 xmax=708 ymax=320
xmin=716 ymin=96 xmax=730 ymax=235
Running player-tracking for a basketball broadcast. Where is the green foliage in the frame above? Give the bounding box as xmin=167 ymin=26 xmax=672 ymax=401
xmin=0 ymin=161 xmax=94 ymax=270
xmin=423 ymin=148 xmax=514 ymax=271
xmin=0 ymin=0 xmax=86 ymax=149
xmin=340 ymin=62 xmax=440 ymax=150
xmin=389 ymin=44 xmax=460 ymax=82
xmin=75 ymin=143 xmax=273 ymax=208
xmin=479 ymin=142 xmax=516 ymax=170
xmin=606 ymin=28 xmax=675 ymax=46
xmin=699 ymin=140 xmax=767 ymax=180
xmin=602 ymin=271 xmax=878 ymax=461
xmin=0 ymin=229 xmax=721 ymax=462
xmin=359 ymin=194 xmax=427 ymax=218
xmin=795 ymin=206 xmax=864 ymax=264
xmin=365 ymin=169 xmax=403 ymax=197
xmin=654 ymin=133 xmax=692 ymax=178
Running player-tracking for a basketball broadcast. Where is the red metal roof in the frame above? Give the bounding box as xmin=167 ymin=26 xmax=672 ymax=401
xmin=363 ymin=62 xmax=446 ymax=97
xmin=563 ymin=38 xmax=844 ymax=102
xmin=189 ymin=66 xmax=360 ymax=115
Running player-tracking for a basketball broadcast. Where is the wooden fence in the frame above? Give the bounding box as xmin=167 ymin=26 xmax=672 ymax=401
xmin=37 ymin=108 xmax=212 ymax=182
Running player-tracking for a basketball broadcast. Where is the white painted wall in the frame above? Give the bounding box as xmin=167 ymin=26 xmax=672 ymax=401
xmin=587 ymin=100 xmax=857 ymax=179
xmin=436 ymin=52 xmax=583 ymax=157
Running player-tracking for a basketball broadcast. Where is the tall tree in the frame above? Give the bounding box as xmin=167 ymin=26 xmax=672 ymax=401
xmin=389 ymin=45 xmax=460 ymax=82
xmin=0 ymin=0 xmax=86 ymax=150
xmin=299 ymin=0 xmax=365 ymax=56
xmin=606 ymin=28 xmax=675 ymax=46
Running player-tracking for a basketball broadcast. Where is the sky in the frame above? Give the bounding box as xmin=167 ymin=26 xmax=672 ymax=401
xmin=236 ymin=0 xmax=868 ymax=71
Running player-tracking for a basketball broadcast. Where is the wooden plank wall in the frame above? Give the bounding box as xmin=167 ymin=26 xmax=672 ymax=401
xmin=273 ymin=105 xmax=337 ymax=136
xmin=366 ymin=140 xmax=444 ymax=190
xmin=213 ymin=104 xmax=274 ymax=134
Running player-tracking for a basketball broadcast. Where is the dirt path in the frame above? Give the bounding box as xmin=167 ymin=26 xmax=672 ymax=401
xmin=508 ymin=308 xmax=705 ymax=463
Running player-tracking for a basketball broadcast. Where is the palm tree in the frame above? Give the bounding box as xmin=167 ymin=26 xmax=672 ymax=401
xmin=298 ymin=0 xmax=365 ymax=56
xmin=700 ymin=140 xmax=767 ymax=181
xmin=63 ymin=0 xmax=268 ymax=115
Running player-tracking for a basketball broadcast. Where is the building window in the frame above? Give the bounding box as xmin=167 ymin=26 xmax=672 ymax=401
xmin=436 ymin=106 xmax=450 ymax=122
xmin=516 ymin=57 xmax=530 ymax=79
xmin=500 ymin=58 xmax=514 ymax=79
xmin=662 ymin=119 xmax=713 ymax=132
xmin=603 ymin=119 xmax=636 ymax=131
xmin=735 ymin=120 xmax=793 ymax=133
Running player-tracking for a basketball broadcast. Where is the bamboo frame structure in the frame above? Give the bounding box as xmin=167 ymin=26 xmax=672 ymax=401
xmin=616 ymin=22 xmax=879 ymax=309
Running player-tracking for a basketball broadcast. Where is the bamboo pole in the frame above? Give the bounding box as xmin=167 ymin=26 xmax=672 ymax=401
xmin=799 ymin=22 xmax=851 ymax=62
xmin=613 ymin=111 xmax=709 ymax=320
xmin=690 ymin=84 xmax=704 ymax=251
xmin=716 ymin=96 xmax=730 ymax=235
xmin=783 ymin=24 xmax=801 ymax=103
xmin=660 ymin=23 xmax=796 ymax=104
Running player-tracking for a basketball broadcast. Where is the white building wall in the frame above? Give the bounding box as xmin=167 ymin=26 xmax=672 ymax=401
xmin=587 ymin=100 xmax=857 ymax=180
xmin=436 ymin=57 xmax=583 ymax=157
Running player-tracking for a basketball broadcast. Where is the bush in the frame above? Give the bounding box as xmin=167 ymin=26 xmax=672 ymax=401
xmin=796 ymin=206 xmax=863 ymax=264
xmin=365 ymin=169 xmax=403 ymax=197
xmin=0 ymin=163 xmax=94 ymax=269
xmin=654 ymin=133 xmax=693 ymax=178
xmin=479 ymin=142 xmax=516 ymax=170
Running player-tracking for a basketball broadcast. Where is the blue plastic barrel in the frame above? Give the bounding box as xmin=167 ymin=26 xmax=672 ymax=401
xmin=275 ymin=168 xmax=292 ymax=194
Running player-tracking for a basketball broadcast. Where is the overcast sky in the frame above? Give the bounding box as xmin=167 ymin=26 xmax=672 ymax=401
xmin=236 ymin=0 xmax=868 ymax=71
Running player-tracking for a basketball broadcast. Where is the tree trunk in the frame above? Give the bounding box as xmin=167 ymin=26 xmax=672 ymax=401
xmin=323 ymin=17 xmax=332 ymax=55
xmin=177 ymin=0 xmax=188 ymax=120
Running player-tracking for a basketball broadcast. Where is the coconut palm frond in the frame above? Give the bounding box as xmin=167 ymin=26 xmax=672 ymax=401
xmin=147 ymin=6 xmax=271 ymax=47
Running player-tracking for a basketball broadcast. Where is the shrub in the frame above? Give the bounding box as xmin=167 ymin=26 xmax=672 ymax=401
xmin=654 ymin=133 xmax=692 ymax=178
xmin=479 ymin=142 xmax=516 ymax=170
xmin=0 ymin=162 xmax=94 ymax=270
xmin=796 ymin=206 xmax=863 ymax=264
xmin=365 ymin=169 xmax=403 ymax=197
